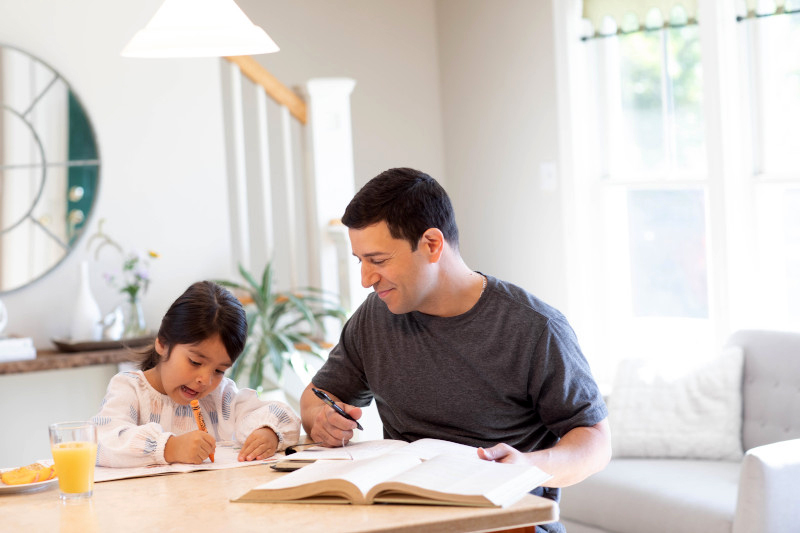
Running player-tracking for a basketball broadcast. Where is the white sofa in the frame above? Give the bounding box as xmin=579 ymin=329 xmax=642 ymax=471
xmin=560 ymin=329 xmax=800 ymax=533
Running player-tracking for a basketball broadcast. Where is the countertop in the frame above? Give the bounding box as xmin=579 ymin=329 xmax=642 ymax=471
xmin=0 ymin=348 xmax=138 ymax=375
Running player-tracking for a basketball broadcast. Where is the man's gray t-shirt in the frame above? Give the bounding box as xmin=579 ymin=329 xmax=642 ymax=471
xmin=313 ymin=274 xmax=607 ymax=529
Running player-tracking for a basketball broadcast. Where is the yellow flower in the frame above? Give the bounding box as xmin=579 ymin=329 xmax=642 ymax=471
xmin=148 ymin=251 xmax=160 ymax=258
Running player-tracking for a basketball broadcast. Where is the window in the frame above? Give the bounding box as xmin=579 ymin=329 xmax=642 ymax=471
xmin=743 ymin=11 xmax=800 ymax=330
xmin=557 ymin=1 xmax=800 ymax=385
xmin=605 ymin=26 xmax=705 ymax=179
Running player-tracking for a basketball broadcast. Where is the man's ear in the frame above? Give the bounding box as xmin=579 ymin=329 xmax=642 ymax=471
xmin=419 ymin=228 xmax=445 ymax=263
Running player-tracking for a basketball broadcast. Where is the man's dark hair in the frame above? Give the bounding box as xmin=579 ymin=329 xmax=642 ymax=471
xmin=341 ymin=168 xmax=459 ymax=251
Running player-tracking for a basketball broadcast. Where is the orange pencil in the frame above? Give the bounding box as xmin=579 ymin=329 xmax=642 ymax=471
xmin=189 ymin=399 xmax=214 ymax=463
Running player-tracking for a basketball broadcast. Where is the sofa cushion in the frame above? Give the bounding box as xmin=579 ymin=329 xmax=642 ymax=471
xmin=560 ymin=459 xmax=740 ymax=533
xmin=560 ymin=519 xmax=609 ymax=533
xmin=608 ymin=347 xmax=744 ymax=460
xmin=726 ymin=330 xmax=800 ymax=451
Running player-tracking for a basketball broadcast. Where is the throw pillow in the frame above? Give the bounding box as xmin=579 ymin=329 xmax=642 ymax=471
xmin=608 ymin=346 xmax=744 ymax=460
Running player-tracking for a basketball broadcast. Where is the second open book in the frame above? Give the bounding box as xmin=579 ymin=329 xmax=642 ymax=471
xmin=234 ymin=438 xmax=551 ymax=507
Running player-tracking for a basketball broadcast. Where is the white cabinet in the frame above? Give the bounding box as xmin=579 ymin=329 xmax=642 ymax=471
xmin=0 ymin=364 xmax=117 ymax=466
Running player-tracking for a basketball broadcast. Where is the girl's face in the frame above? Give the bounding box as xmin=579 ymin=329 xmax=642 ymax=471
xmin=149 ymin=334 xmax=232 ymax=404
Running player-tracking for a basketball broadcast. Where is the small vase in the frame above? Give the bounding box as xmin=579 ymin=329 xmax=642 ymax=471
xmin=122 ymin=296 xmax=147 ymax=339
xmin=70 ymin=261 xmax=102 ymax=341
xmin=0 ymin=298 xmax=8 ymax=335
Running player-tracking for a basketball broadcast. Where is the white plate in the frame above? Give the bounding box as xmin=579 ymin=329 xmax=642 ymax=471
xmin=0 ymin=462 xmax=58 ymax=495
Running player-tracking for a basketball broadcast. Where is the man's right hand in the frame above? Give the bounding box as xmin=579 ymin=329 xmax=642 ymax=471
xmin=300 ymin=384 xmax=363 ymax=447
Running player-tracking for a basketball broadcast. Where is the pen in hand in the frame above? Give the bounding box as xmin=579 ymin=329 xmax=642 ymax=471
xmin=312 ymin=388 xmax=364 ymax=431
xmin=190 ymin=399 xmax=215 ymax=463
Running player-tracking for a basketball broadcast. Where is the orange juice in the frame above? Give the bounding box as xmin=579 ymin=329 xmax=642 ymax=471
xmin=51 ymin=441 xmax=97 ymax=494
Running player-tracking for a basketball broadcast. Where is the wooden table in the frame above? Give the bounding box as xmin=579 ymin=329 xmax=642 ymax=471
xmin=1 ymin=463 xmax=558 ymax=532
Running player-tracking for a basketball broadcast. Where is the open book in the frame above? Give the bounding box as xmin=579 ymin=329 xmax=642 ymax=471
xmin=94 ymin=444 xmax=278 ymax=482
xmin=234 ymin=438 xmax=551 ymax=507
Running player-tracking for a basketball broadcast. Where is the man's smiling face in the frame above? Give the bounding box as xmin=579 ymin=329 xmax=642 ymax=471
xmin=349 ymin=221 xmax=436 ymax=315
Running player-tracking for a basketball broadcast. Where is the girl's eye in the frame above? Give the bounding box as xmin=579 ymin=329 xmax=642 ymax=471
xmin=215 ymin=369 xmax=225 ymax=375
xmin=188 ymin=359 xmax=201 ymax=367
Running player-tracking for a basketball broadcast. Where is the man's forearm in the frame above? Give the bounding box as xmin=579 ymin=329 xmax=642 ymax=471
xmin=529 ymin=419 xmax=612 ymax=487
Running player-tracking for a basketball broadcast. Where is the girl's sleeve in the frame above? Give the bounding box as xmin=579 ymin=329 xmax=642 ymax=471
xmin=92 ymin=373 xmax=172 ymax=467
xmin=222 ymin=380 xmax=300 ymax=451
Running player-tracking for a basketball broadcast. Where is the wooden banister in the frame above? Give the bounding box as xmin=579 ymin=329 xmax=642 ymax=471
xmin=224 ymin=55 xmax=307 ymax=124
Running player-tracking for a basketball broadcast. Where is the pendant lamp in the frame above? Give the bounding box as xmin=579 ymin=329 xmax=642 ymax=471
xmin=122 ymin=0 xmax=279 ymax=58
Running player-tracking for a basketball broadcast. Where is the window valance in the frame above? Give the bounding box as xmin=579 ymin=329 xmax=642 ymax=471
xmin=740 ymin=0 xmax=800 ymax=19
xmin=582 ymin=0 xmax=697 ymax=37
xmin=582 ymin=0 xmax=800 ymax=36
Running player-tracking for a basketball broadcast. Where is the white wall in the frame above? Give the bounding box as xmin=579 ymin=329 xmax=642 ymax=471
xmin=0 ymin=0 xmax=452 ymax=460
xmin=0 ymin=0 xmax=233 ymax=346
xmin=0 ymin=0 xmax=568 ymax=342
xmin=238 ymin=0 xmax=447 ymax=192
xmin=0 ymin=1 xmax=571 ymax=460
xmin=436 ymin=0 xmax=568 ymax=310
xmin=0 ymin=0 xmax=449 ymax=347
xmin=243 ymin=0 xmax=568 ymax=310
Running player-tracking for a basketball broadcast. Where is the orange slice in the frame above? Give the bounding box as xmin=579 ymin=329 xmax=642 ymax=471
xmin=1 ymin=463 xmax=54 ymax=485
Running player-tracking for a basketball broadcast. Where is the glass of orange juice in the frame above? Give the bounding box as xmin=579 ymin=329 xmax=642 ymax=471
xmin=48 ymin=421 xmax=97 ymax=500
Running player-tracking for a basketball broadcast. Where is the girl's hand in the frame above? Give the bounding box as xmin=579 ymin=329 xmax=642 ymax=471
xmin=239 ymin=427 xmax=279 ymax=461
xmin=164 ymin=431 xmax=216 ymax=464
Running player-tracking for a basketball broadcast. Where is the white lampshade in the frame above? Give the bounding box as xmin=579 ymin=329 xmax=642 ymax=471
xmin=122 ymin=0 xmax=279 ymax=58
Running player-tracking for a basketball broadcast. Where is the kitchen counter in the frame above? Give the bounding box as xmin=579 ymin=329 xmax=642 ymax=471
xmin=0 ymin=346 xmax=141 ymax=466
xmin=0 ymin=347 xmax=138 ymax=375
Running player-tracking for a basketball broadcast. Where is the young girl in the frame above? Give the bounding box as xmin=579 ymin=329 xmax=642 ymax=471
xmin=93 ymin=281 xmax=300 ymax=467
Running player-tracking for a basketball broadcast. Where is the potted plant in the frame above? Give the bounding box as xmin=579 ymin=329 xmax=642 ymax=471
xmin=217 ymin=263 xmax=347 ymax=397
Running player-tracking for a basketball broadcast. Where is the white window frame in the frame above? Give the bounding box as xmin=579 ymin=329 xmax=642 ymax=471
xmin=553 ymin=0 xmax=752 ymax=384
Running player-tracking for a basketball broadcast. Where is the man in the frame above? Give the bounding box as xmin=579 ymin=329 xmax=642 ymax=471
xmin=300 ymin=168 xmax=610 ymax=532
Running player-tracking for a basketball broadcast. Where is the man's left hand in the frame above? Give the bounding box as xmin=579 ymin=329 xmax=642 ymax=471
xmin=477 ymin=443 xmax=529 ymax=464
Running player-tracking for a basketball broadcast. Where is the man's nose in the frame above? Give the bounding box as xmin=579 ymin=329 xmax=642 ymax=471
xmin=361 ymin=263 xmax=379 ymax=288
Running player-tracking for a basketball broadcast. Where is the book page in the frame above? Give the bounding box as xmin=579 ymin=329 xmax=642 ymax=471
xmin=94 ymin=444 xmax=278 ymax=482
xmin=397 ymin=438 xmax=482 ymax=461
xmin=285 ymin=439 xmax=408 ymax=461
xmin=371 ymin=454 xmax=551 ymax=507
xmin=250 ymin=452 xmax=422 ymax=499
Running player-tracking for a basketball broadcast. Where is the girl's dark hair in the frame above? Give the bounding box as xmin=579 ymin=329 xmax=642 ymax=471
xmin=341 ymin=167 xmax=460 ymax=251
xmin=139 ymin=281 xmax=247 ymax=371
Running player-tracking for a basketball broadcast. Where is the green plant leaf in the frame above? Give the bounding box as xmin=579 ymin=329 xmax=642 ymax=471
xmin=269 ymin=344 xmax=285 ymax=378
xmin=271 ymin=331 xmax=294 ymax=354
xmin=287 ymin=293 xmax=318 ymax=324
xmin=228 ymin=341 xmax=255 ymax=383
xmin=215 ymin=279 xmax=249 ymax=293
xmin=238 ymin=264 xmax=266 ymax=310
xmin=249 ymin=337 xmax=268 ymax=389
xmin=245 ymin=310 xmax=260 ymax=335
xmin=261 ymin=263 xmax=273 ymax=307
xmin=218 ymin=260 xmax=345 ymax=390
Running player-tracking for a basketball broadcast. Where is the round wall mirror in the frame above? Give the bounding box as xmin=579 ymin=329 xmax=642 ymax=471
xmin=0 ymin=45 xmax=100 ymax=293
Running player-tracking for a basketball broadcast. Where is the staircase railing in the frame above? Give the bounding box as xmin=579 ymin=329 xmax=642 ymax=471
xmin=220 ymin=55 xmax=365 ymax=312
